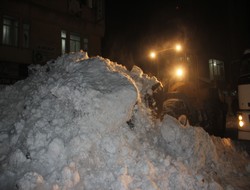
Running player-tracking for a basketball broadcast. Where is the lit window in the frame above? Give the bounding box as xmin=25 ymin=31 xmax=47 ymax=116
xmin=61 ymin=30 xmax=67 ymax=54
xmin=70 ymin=33 xmax=80 ymax=52
xmin=83 ymin=38 xmax=88 ymax=51
xmin=2 ymin=16 xmax=19 ymax=46
xmin=23 ymin=24 xmax=30 ymax=48
xmin=209 ymin=59 xmax=225 ymax=80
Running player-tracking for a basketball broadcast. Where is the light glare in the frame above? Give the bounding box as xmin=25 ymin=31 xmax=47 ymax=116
xmin=239 ymin=120 xmax=244 ymax=127
xmin=175 ymin=44 xmax=182 ymax=52
xmin=149 ymin=51 xmax=156 ymax=59
xmin=176 ymin=68 xmax=184 ymax=77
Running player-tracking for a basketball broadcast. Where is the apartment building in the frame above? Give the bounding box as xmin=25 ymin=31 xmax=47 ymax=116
xmin=0 ymin=0 xmax=105 ymax=84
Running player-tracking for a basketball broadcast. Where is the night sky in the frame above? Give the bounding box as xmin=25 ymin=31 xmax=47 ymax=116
xmin=102 ymin=0 xmax=250 ymax=78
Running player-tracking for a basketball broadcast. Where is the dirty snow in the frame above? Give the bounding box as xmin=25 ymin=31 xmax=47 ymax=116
xmin=0 ymin=51 xmax=249 ymax=190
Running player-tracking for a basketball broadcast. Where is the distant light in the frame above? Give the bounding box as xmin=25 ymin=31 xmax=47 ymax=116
xmin=239 ymin=120 xmax=244 ymax=127
xmin=238 ymin=114 xmax=244 ymax=127
xmin=149 ymin=51 xmax=156 ymax=59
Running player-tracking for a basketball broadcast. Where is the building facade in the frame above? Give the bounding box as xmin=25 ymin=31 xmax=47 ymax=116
xmin=0 ymin=0 xmax=105 ymax=84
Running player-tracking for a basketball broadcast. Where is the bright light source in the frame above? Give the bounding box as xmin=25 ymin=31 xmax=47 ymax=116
xmin=238 ymin=114 xmax=244 ymax=127
xmin=239 ymin=120 xmax=244 ymax=127
xmin=175 ymin=44 xmax=182 ymax=52
xmin=176 ymin=68 xmax=184 ymax=77
xmin=149 ymin=51 xmax=156 ymax=59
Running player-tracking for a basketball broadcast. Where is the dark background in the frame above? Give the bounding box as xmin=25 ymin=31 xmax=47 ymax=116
xmin=102 ymin=0 xmax=250 ymax=85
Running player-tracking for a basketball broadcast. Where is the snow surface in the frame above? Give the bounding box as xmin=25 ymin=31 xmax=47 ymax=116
xmin=0 ymin=51 xmax=249 ymax=190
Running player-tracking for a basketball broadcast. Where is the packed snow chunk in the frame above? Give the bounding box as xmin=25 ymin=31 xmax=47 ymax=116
xmin=60 ymin=162 xmax=81 ymax=189
xmin=130 ymin=65 xmax=160 ymax=97
xmin=48 ymin=56 xmax=138 ymax=129
xmin=16 ymin=172 xmax=45 ymax=190
xmin=160 ymin=114 xmax=219 ymax=171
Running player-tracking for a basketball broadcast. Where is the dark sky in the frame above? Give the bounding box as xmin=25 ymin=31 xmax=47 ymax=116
xmin=103 ymin=0 xmax=250 ymax=76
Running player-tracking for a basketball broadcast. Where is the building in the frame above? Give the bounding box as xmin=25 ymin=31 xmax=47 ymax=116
xmin=0 ymin=0 xmax=105 ymax=84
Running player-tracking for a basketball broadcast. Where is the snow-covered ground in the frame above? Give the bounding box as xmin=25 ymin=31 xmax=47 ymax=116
xmin=0 ymin=51 xmax=249 ymax=190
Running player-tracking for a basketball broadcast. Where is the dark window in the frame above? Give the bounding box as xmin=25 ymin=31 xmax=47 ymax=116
xmin=83 ymin=37 xmax=88 ymax=51
xmin=2 ymin=16 xmax=19 ymax=46
xmin=240 ymin=56 xmax=250 ymax=76
xmin=22 ymin=23 xmax=30 ymax=48
xmin=70 ymin=33 xmax=80 ymax=52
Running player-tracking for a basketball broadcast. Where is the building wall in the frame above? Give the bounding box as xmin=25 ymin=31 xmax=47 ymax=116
xmin=0 ymin=0 xmax=105 ymax=84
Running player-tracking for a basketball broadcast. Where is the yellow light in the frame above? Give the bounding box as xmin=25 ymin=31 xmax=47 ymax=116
xmin=149 ymin=51 xmax=156 ymax=59
xmin=176 ymin=68 xmax=184 ymax=77
xmin=239 ymin=120 xmax=244 ymax=127
xmin=175 ymin=44 xmax=182 ymax=52
xmin=238 ymin=115 xmax=243 ymax=121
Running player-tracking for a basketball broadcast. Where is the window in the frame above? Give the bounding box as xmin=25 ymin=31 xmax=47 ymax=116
xmin=22 ymin=24 xmax=30 ymax=48
xmin=240 ymin=55 xmax=250 ymax=76
xmin=80 ymin=0 xmax=93 ymax=8
xmin=87 ymin=0 xmax=93 ymax=8
xmin=70 ymin=33 xmax=80 ymax=52
xmin=61 ymin=30 xmax=83 ymax=54
xmin=96 ymin=0 xmax=104 ymax=21
xmin=209 ymin=59 xmax=225 ymax=80
xmin=2 ymin=16 xmax=19 ymax=46
xmin=83 ymin=38 xmax=88 ymax=51
xmin=61 ymin=30 xmax=67 ymax=54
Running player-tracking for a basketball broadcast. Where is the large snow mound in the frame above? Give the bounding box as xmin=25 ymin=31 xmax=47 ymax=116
xmin=0 ymin=51 xmax=249 ymax=190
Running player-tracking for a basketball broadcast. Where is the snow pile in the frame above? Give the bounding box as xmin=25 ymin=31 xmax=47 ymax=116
xmin=0 ymin=51 xmax=249 ymax=190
